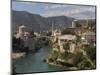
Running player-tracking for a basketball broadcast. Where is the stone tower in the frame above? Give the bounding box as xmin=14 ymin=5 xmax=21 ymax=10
xmin=72 ymin=20 xmax=77 ymax=28
xmin=16 ymin=25 xmax=26 ymax=39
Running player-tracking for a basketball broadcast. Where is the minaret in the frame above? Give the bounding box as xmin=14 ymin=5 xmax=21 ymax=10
xmin=51 ymin=22 xmax=54 ymax=36
xmin=86 ymin=19 xmax=91 ymax=29
xmin=72 ymin=20 xmax=77 ymax=28
xmin=86 ymin=19 xmax=88 ymax=28
xmin=51 ymin=22 xmax=56 ymax=43
xmin=72 ymin=21 xmax=74 ymax=28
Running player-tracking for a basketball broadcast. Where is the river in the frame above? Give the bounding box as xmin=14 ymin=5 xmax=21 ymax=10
xmin=14 ymin=47 xmax=67 ymax=73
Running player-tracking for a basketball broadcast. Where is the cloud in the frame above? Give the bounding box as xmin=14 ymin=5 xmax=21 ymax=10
xmin=45 ymin=4 xmax=68 ymax=10
xmin=12 ymin=1 xmax=37 ymax=5
xmin=42 ymin=5 xmax=95 ymax=19
xmin=12 ymin=1 xmax=96 ymax=19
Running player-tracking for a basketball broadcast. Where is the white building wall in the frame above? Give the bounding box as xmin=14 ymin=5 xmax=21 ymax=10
xmin=69 ymin=43 xmax=76 ymax=53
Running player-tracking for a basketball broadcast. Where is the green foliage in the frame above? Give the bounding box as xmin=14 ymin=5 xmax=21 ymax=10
xmin=76 ymin=47 xmax=96 ymax=69
xmin=35 ymin=37 xmax=53 ymax=50
xmin=88 ymin=20 xmax=96 ymax=29
xmin=12 ymin=36 xmax=24 ymax=52
xmin=50 ymin=50 xmax=59 ymax=60
xmin=75 ymin=22 xmax=82 ymax=28
xmin=34 ymin=38 xmax=43 ymax=50
xmin=84 ymin=46 xmax=96 ymax=60
xmin=77 ymin=58 xmax=92 ymax=69
xmin=76 ymin=36 xmax=81 ymax=42
xmin=58 ymin=52 xmax=67 ymax=59
xmin=48 ymin=44 xmax=96 ymax=70
xmin=61 ymin=28 xmax=75 ymax=35
xmin=48 ymin=39 xmax=53 ymax=48
xmin=66 ymin=53 xmax=75 ymax=59
xmin=63 ymin=43 xmax=69 ymax=51
xmin=75 ymin=52 xmax=85 ymax=64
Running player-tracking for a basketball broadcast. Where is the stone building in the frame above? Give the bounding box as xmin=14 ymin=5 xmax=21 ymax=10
xmin=16 ymin=25 xmax=26 ymax=39
xmin=58 ymin=34 xmax=77 ymax=53
xmin=15 ymin=25 xmax=35 ymax=51
xmin=81 ymin=31 xmax=96 ymax=46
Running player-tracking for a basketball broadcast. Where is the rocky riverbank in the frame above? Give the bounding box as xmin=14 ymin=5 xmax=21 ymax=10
xmin=46 ymin=58 xmax=79 ymax=71
xmin=11 ymin=52 xmax=26 ymax=60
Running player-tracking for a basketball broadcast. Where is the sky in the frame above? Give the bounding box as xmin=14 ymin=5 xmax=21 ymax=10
xmin=12 ymin=1 xmax=96 ymax=19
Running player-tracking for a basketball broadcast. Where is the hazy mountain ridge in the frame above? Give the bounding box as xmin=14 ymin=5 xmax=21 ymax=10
xmin=12 ymin=10 xmax=95 ymax=32
xmin=12 ymin=10 xmax=76 ymax=32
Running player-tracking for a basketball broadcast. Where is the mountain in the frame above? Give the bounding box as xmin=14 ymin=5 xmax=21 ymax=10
xmin=12 ymin=11 xmax=48 ymax=32
xmin=45 ymin=16 xmax=75 ymax=29
xmin=76 ymin=19 xmax=96 ymax=26
xmin=12 ymin=10 xmax=75 ymax=32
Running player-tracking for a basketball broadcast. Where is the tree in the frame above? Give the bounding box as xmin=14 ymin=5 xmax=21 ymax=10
xmin=84 ymin=46 xmax=96 ymax=60
xmin=12 ymin=36 xmax=24 ymax=52
xmin=61 ymin=28 xmax=75 ymax=35
xmin=75 ymin=22 xmax=82 ymax=28
xmin=63 ymin=43 xmax=69 ymax=51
